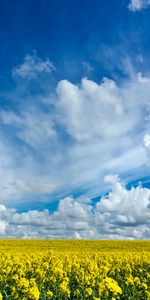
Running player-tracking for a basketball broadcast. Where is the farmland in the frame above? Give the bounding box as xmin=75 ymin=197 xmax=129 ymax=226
xmin=0 ymin=240 xmax=149 ymax=299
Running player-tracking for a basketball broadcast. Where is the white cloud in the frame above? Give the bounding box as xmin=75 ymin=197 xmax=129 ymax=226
xmin=12 ymin=54 xmax=54 ymax=79
xmin=143 ymin=134 xmax=150 ymax=163
xmin=56 ymin=77 xmax=132 ymax=141
xmin=138 ymin=72 xmax=150 ymax=83
xmin=15 ymin=179 xmax=56 ymax=194
xmin=144 ymin=134 xmax=150 ymax=149
xmin=1 ymin=109 xmax=56 ymax=147
xmin=104 ymin=174 xmax=120 ymax=184
xmin=95 ymin=178 xmax=150 ymax=239
xmin=56 ymin=74 xmax=150 ymax=143
xmin=0 ymin=178 xmax=150 ymax=239
xmin=128 ymin=0 xmax=150 ymax=11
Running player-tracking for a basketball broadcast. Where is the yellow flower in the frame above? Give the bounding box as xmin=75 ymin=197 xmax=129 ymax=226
xmin=101 ymin=277 xmax=122 ymax=295
xmin=126 ymin=275 xmax=134 ymax=285
xmin=12 ymin=274 xmax=19 ymax=281
xmin=19 ymin=278 xmax=29 ymax=288
xmin=28 ymin=286 xmax=40 ymax=300
xmin=59 ymin=280 xmax=70 ymax=297
xmin=30 ymin=278 xmax=36 ymax=286
xmin=134 ymin=277 xmax=140 ymax=286
xmin=47 ymin=290 xmax=53 ymax=298
xmin=85 ymin=287 xmax=93 ymax=297
xmin=142 ymin=283 xmax=147 ymax=290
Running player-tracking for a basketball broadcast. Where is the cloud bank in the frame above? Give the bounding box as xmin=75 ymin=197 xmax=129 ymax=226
xmin=0 ymin=178 xmax=150 ymax=239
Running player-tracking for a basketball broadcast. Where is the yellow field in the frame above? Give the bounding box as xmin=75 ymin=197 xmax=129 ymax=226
xmin=0 ymin=240 xmax=149 ymax=299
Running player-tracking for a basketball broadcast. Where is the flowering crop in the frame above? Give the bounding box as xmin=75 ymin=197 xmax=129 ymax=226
xmin=0 ymin=240 xmax=149 ymax=299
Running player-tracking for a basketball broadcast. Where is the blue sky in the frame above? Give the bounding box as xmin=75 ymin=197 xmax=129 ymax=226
xmin=0 ymin=0 xmax=150 ymax=239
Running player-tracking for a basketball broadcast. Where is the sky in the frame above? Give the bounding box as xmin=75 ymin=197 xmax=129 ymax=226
xmin=0 ymin=0 xmax=150 ymax=239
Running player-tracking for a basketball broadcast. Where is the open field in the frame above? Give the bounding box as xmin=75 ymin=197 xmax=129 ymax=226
xmin=0 ymin=240 xmax=149 ymax=299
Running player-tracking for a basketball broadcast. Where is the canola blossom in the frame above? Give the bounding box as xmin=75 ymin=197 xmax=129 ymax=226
xmin=0 ymin=240 xmax=149 ymax=299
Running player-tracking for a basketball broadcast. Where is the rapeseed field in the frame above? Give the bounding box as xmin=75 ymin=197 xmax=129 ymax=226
xmin=0 ymin=240 xmax=149 ymax=299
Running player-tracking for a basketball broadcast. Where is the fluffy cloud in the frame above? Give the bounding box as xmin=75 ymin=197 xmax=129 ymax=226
xmin=128 ymin=0 xmax=150 ymax=11
xmin=56 ymin=77 xmax=131 ymax=141
xmin=56 ymin=74 xmax=150 ymax=142
xmin=12 ymin=54 xmax=54 ymax=79
xmin=0 ymin=178 xmax=150 ymax=239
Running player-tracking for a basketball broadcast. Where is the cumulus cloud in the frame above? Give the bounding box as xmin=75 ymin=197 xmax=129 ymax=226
xmin=128 ymin=0 xmax=150 ymax=11
xmin=0 ymin=178 xmax=150 ymax=239
xmin=56 ymin=77 xmax=130 ymax=141
xmin=56 ymin=74 xmax=150 ymax=142
xmin=12 ymin=54 xmax=54 ymax=79
xmin=96 ymin=179 xmax=150 ymax=239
